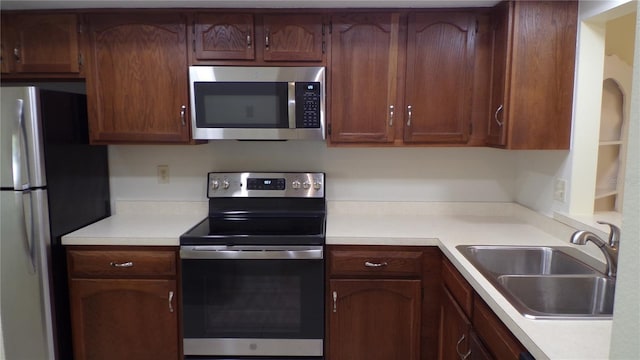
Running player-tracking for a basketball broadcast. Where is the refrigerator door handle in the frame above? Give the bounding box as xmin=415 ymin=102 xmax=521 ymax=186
xmin=17 ymin=190 xmax=37 ymax=273
xmin=12 ymin=98 xmax=30 ymax=191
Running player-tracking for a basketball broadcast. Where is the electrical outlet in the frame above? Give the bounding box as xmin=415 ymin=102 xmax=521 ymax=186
xmin=554 ymin=178 xmax=566 ymax=202
xmin=157 ymin=165 xmax=170 ymax=184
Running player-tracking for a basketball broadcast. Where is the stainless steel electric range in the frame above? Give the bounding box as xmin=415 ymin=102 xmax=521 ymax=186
xmin=180 ymin=172 xmax=326 ymax=360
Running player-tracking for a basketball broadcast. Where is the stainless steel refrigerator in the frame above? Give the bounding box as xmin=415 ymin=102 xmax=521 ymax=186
xmin=1 ymin=86 xmax=110 ymax=359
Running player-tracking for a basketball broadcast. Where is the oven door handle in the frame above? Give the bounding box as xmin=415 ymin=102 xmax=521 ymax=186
xmin=180 ymin=246 xmax=324 ymax=260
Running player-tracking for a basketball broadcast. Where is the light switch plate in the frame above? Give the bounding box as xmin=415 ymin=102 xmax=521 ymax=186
xmin=157 ymin=165 xmax=170 ymax=184
xmin=554 ymin=178 xmax=566 ymax=202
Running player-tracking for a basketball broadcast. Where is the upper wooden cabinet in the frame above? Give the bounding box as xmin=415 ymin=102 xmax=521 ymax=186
xmin=84 ymin=13 xmax=191 ymax=143
xmin=487 ymin=1 xmax=578 ymax=149
xmin=193 ymin=13 xmax=255 ymax=60
xmin=329 ymin=11 xmax=481 ymax=146
xmin=404 ymin=12 xmax=476 ymax=144
xmin=330 ymin=13 xmax=400 ymax=143
xmin=0 ymin=13 xmax=82 ymax=77
xmin=191 ymin=12 xmax=326 ymax=64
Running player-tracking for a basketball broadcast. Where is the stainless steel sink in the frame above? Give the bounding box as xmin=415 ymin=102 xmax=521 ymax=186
xmin=456 ymin=245 xmax=614 ymax=319
xmin=497 ymin=275 xmax=615 ymax=319
xmin=457 ymin=245 xmax=600 ymax=276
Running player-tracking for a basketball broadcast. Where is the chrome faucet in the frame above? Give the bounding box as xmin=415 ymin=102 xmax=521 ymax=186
xmin=570 ymin=221 xmax=620 ymax=277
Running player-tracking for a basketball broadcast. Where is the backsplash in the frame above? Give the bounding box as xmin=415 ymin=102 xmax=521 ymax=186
xmin=108 ymin=142 xmax=518 ymax=203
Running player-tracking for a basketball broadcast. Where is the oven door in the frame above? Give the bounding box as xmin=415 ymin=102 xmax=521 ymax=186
xmin=180 ymin=246 xmax=324 ymax=358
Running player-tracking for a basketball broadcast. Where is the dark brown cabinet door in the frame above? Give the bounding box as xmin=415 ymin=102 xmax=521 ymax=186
xmin=262 ymin=14 xmax=324 ymax=62
xmin=329 ymin=279 xmax=421 ymax=360
xmin=330 ymin=13 xmax=401 ymax=143
xmin=404 ymin=12 xmax=475 ymax=144
xmin=85 ymin=14 xmax=190 ymax=143
xmin=438 ymin=286 xmax=472 ymax=360
xmin=193 ymin=13 xmax=255 ymax=60
xmin=486 ymin=1 xmax=511 ymax=147
xmin=69 ymin=278 xmax=179 ymax=360
xmin=488 ymin=1 xmax=577 ymax=149
xmin=0 ymin=15 xmax=11 ymax=74
xmin=3 ymin=13 xmax=80 ymax=74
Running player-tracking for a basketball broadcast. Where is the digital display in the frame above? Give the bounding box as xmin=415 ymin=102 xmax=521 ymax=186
xmin=247 ymin=178 xmax=286 ymax=190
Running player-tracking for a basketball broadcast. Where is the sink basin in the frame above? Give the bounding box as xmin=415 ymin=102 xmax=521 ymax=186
xmin=456 ymin=245 xmax=613 ymax=319
xmin=498 ymin=275 xmax=615 ymax=319
xmin=457 ymin=245 xmax=599 ymax=276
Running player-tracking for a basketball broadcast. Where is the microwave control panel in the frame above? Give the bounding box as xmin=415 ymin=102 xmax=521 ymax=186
xmin=295 ymin=82 xmax=321 ymax=128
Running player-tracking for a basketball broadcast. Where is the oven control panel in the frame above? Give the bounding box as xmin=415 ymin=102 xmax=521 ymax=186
xmin=208 ymin=172 xmax=324 ymax=198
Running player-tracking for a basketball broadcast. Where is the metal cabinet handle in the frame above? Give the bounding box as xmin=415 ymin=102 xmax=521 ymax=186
xmin=110 ymin=261 xmax=133 ymax=268
xmin=364 ymin=261 xmax=388 ymax=268
xmin=168 ymin=291 xmax=175 ymax=313
xmin=407 ymin=105 xmax=413 ymax=127
xmin=389 ymin=105 xmax=394 ymax=126
xmin=455 ymin=334 xmax=466 ymax=359
xmin=180 ymin=105 xmax=186 ymax=126
xmin=246 ymin=34 xmax=252 ymax=48
xmin=265 ymin=30 xmax=270 ymax=49
xmin=13 ymin=47 xmax=20 ymax=61
xmin=332 ymin=291 xmax=337 ymax=313
xmin=494 ymin=104 xmax=504 ymax=127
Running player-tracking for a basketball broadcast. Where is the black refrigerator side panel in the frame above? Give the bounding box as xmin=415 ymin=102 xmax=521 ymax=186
xmin=40 ymin=89 xmax=111 ymax=360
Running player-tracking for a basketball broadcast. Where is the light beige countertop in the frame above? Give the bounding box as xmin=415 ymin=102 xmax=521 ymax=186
xmin=62 ymin=200 xmax=612 ymax=360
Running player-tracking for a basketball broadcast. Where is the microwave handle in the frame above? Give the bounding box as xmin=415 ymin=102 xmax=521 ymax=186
xmin=180 ymin=105 xmax=186 ymax=126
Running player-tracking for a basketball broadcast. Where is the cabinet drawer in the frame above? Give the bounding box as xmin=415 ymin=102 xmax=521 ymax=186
xmin=329 ymin=249 xmax=423 ymax=277
xmin=442 ymin=258 xmax=473 ymax=317
xmin=68 ymin=249 xmax=176 ymax=277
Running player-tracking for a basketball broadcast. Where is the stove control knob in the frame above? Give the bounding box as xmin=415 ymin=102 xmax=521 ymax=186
xmin=313 ymin=181 xmax=322 ymax=190
xmin=211 ymin=179 xmax=220 ymax=190
xmin=302 ymin=181 xmax=311 ymax=189
xmin=222 ymin=180 xmax=230 ymax=189
xmin=292 ymin=180 xmax=301 ymax=189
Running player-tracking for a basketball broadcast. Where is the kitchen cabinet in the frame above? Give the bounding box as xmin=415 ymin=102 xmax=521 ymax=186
xmin=486 ymin=1 xmax=578 ymax=149
xmin=67 ymin=247 xmax=180 ymax=360
xmin=191 ymin=12 xmax=326 ymax=64
xmin=0 ymin=13 xmax=82 ymax=77
xmin=84 ymin=13 xmax=191 ymax=144
xmin=440 ymin=258 xmax=527 ymax=360
xmin=327 ymin=245 xmax=442 ymax=360
xmin=329 ymin=12 xmax=400 ymax=143
xmin=329 ymin=11 xmax=482 ymax=145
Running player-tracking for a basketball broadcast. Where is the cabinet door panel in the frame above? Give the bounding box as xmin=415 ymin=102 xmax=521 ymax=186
xmin=329 ymin=279 xmax=421 ymax=360
xmin=330 ymin=13 xmax=400 ymax=143
xmin=404 ymin=12 xmax=475 ymax=144
xmin=86 ymin=14 xmax=190 ymax=143
xmin=1 ymin=15 xmax=12 ymax=74
xmin=262 ymin=14 xmax=324 ymax=61
xmin=438 ymin=286 xmax=472 ymax=360
xmin=69 ymin=279 xmax=179 ymax=360
xmin=9 ymin=14 xmax=80 ymax=73
xmin=194 ymin=13 xmax=255 ymax=60
xmin=487 ymin=1 xmax=511 ymax=147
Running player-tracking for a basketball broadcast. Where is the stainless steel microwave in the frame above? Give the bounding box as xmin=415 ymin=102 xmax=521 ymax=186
xmin=189 ymin=66 xmax=326 ymax=141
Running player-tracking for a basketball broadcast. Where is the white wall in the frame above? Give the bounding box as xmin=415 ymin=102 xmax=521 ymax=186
xmin=108 ymin=142 xmax=516 ymax=203
xmin=610 ymin=1 xmax=640 ymax=357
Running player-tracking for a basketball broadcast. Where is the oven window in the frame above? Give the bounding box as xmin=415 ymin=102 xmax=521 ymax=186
xmin=194 ymin=82 xmax=289 ymax=128
xmin=182 ymin=258 xmax=324 ymax=339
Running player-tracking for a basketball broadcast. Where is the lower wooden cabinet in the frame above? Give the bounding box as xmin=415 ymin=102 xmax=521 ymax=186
xmin=67 ymin=247 xmax=180 ymax=360
xmin=439 ymin=286 xmax=472 ymax=360
xmin=329 ymin=279 xmax=422 ymax=360
xmin=439 ymin=258 xmax=527 ymax=360
xmin=327 ymin=245 xmax=442 ymax=360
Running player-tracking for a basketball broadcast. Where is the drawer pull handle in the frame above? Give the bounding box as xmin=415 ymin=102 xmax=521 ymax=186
xmin=388 ymin=105 xmax=394 ymax=126
xmin=332 ymin=291 xmax=337 ymax=313
xmin=364 ymin=261 xmax=388 ymax=268
xmin=110 ymin=261 xmax=133 ymax=268
xmin=168 ymin=291 xmax=174 ymax=313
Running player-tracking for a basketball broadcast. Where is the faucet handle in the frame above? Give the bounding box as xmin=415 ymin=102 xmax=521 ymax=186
xmin=597 ymin=221 xmax=620 ymax=248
